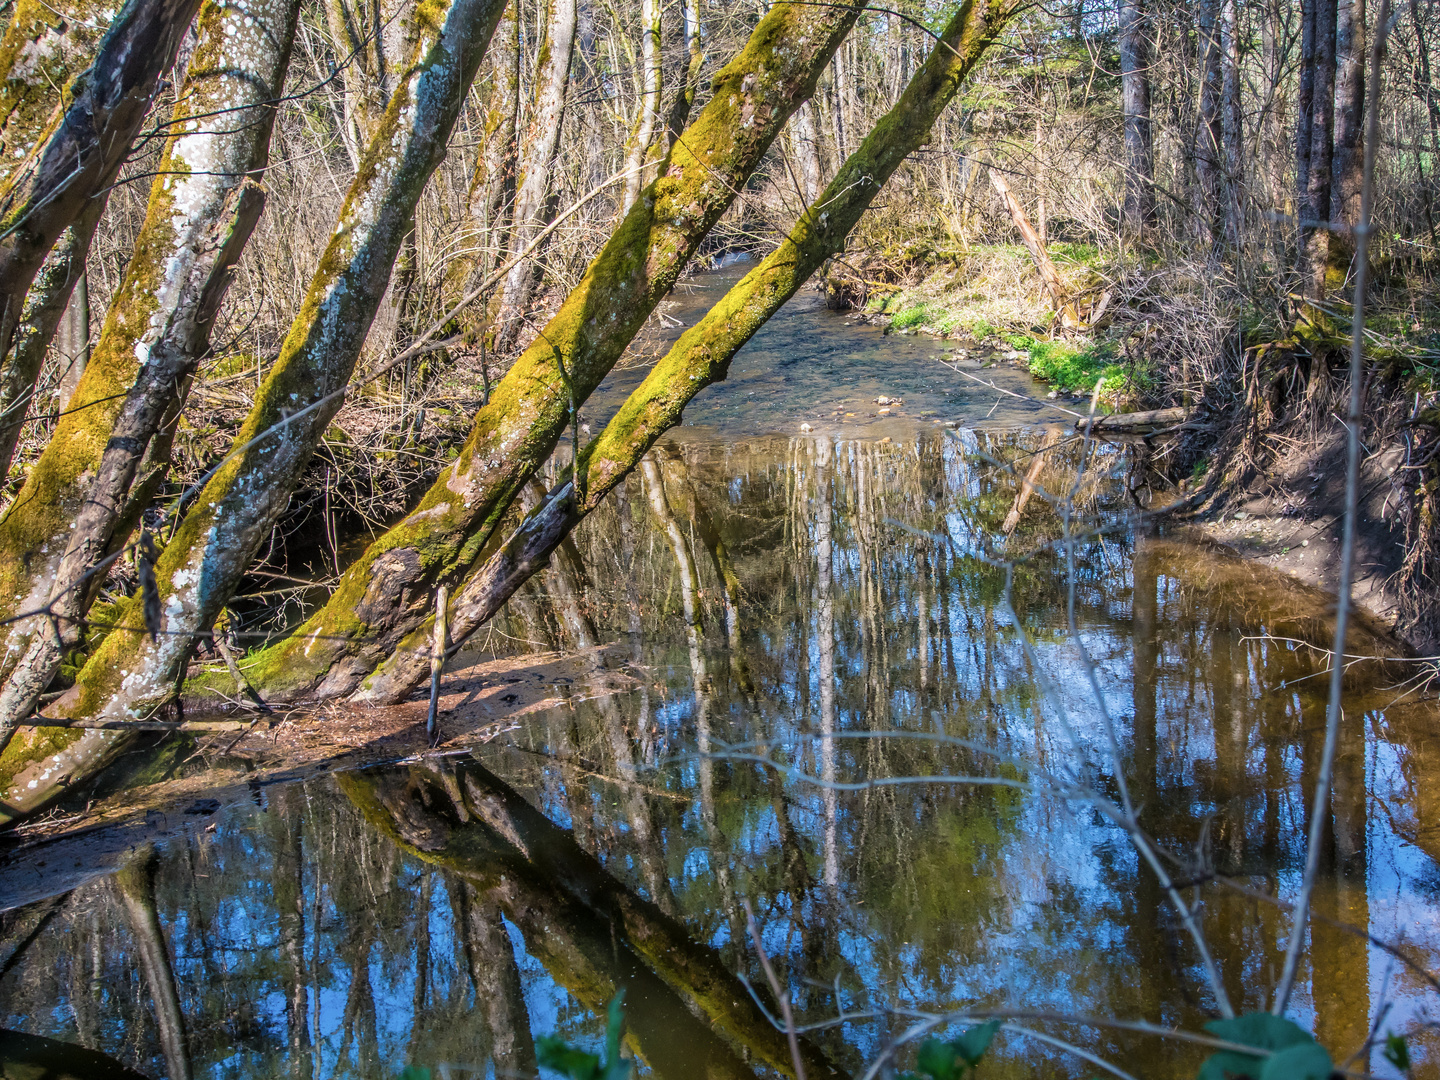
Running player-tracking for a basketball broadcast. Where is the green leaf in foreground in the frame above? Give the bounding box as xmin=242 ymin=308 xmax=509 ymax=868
xmin=536 ymin=994 xmax=633 ymax=1080
xmin=1196 ymin=1012 xmax=1330 ymax=1080
xmin=904 ymin=1021 xmax=1002 ymax=1080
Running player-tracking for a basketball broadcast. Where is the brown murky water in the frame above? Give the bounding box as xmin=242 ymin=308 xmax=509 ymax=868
xmin=1 ymin=263 xmax=1437 ymax=1080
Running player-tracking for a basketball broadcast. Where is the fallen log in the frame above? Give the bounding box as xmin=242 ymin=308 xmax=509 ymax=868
xmin=1075 ymin=407 xmax=1195 ymax=433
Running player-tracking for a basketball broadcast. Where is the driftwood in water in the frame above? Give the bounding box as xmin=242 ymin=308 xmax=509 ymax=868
xmin=1075 ymin=406 xmax=1195 ymax=433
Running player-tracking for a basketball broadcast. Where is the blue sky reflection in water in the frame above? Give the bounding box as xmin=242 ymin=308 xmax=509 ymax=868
xmin=1 ymin=273 xmax=1439 ymax=1080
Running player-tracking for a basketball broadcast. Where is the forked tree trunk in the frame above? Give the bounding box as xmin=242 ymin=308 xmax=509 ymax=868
xmin=1119 ymin=0 xmax=1155 ymax=232
xmin=492 ymin=0 xmax=579 ymax=353
xmin=619 ymin=0 xmax=661 ymax=214
xmin=352 ymin=0 xmax=1022 ymax=704
xmin=0 ymin=0 xmax=511 ymax=820
xmin=661 ymin=0 xmax=703 ymax=152
xmin=229 ymin=0 xmax=868 ymax=707
xmin=0 ymin=0 xmax=303 ymax=737
xmin=0 ymin=0 xmax=205 ymax=379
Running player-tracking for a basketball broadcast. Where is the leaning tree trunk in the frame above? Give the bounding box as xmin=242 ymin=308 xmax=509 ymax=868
xmin=0 ymin=0 xmax=205 ymax=382
xmin=0 ymin=200 xmax=106 ymax=481
xmin=619 ymin=0 xmax=662 ymax=214
xmin=0 ymin=0 xmax=510 ymax=823
xmin=229 ymin=0 xmax=868 ymax=706
xmin=1118 ymin=0 xmax=1155 ymax=233
xmin=352 ymin=0 xmax=1022 ymax=704
xmin=491 ymin=0 xmax=579 ymax=353
xmin=0 ymin=0 xmax=303 ymax=741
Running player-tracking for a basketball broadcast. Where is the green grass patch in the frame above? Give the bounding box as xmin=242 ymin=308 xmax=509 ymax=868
xmin=1024 ymin=338 xmax=1127 ymax=395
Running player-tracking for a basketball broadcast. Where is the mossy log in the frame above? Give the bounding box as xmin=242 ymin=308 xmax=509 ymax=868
xmin=353 ymin=0 xmax=1021 ymax=703
xmin=0 ymin=0 xmax=303 ymax=741
xmin=0 ymin=0 xmax=206 ymax=375
xmin=236 ymin=0 xmax=868 ymax=705
xmin=1074 ymin=406 xmax=1195 ymax=432
xmin=0 ymin=0 xmax=510 ymax=823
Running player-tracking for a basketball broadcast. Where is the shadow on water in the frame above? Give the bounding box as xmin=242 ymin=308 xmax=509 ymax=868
xmin=2 ymin=262 xmax=1439 ymax=1078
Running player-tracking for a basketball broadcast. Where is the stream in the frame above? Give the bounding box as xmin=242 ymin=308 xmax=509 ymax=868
xmin=1 ymin=261 xmax=1437 ymax=1080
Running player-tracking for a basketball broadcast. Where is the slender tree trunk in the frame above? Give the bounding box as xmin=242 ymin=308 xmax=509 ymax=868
xmin=54 ymin=268 xmax=90 ymax=410
xmin=1300 ymin=0 xmax=1337 ymax=300
xmin=0 ymin=0 xmax=303 ymax=739
xmin=0 ymin=202 xmax=104 ymax=481
xmin=989 ymin=168 xmax=1081 ymax=325
xmin=1193 ymin=0 xmax=1222 ymax=243
xmin=789 ymin=101 xmax=824 ymax=204
xmin=661 ymin=0 xmax=703 ymax=152
xmin=232 ymin=0 xmax=867 ymax=707
xmin=619 ymin=0 xmax=661 ymax=214
xmin=0 ymin=0 xmax=206 ymax=379
xmin=1296 ymin=0 xmax=1318 ymax=208
xmin=466 ymin=1 xmax=519 ymax=294
xmin=1328 ymin=0 xmax=1365 ymax=278
xmin=0 ymin=0 xmax=511 ymax=819
xmin=1119 ymin=0 xmax=1155 ymax=232
xmin=351 ymin=0 xmax=1021 ymax=703
xmin=1220 ymin=0 xmax=1244 ymax=244
xmin=492 ymin=0 xmax=579 ymax=353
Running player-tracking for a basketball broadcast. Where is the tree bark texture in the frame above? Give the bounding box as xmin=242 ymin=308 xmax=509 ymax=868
xmin=0 ymin=200 xmax=105 ymax=481
xmin=1328 ymin=0 xmax=1365 ymax=277
xmin=1301 ymin=0 xmax=1337 ymax=299
xmin=0 ymin=0 xmax=206 ymax=380
xmin=353 ymin=0 xmax=1021 ymax=703
xmin=235 ymin=0 xmax=868 ymax=707
xmin=1118 ymin=0 xmax=1155 ymax=232
xmin=0 ymin=0 xmax=303 ymax=741
xmin=661 ymin=0 xmax=704 ymax=152
xmin=492 ymin=0 xmax=579 ymax=353
xmin=0 ymin=0 xmax=511 ymax=822
xmin=1219 ymin=0 xmax=1244 ymax=244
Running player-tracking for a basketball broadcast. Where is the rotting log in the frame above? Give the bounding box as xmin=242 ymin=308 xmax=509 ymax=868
xmin=0 ymin=0 xmax=511 ymax=825
xmin=0 ymin=0 xmax=304 ymax=745
xmin=0 ymin=0 xmax=207 ymax=375
xmin=353 ymin=0 xmax=1022 ymax=703
xmin=1074 ymin=407 xmax=1196 ymax=433
xmin=232 ymin=0 xmax=868 ymax=705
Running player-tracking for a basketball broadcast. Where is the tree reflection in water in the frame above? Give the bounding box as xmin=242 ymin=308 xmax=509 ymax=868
xmin=1 ymin=431 xmax=1438 ymax=1079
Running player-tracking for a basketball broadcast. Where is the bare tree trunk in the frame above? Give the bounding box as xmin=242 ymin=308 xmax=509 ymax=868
xmin=989 ymin=168 xmax=1081 ymax=325
xmin=53 ymin=267 xmax=89 ymax=410
xmin=789 ymin=101 xmax=824 ymax=204
xmin=0 ymin=0 xmax=205 ymax=379
xmin=1300 ymin=0 xmax=1337 ymax=300
xmin=620 ymin=0 xmax=661 ymax=214
xmin=1219 ymin=0 xmax=1244 ymax=244
xmin=1119 ymin=0 xmax=1155 ymax=232
xmin=492 ymin=0 xmax=579 ymax=353
xmin=1194 ymin=0 xmax=1223 ymax=244
xmin=233 ymin=0 xmax=867 ymax=707
xmin=1296 ymin=0 xmax=1318 ymax=207
xmin=0 ymin=200 xmax=104 ymax=480
xmin=661 ymin=0 xmax=703 ymax=151
xmin=0 ymin=0 xmax=303 ymax=738
xmin=467 ymin=2 xmax=520 ymax=287
xmin=0 ymin=0 xmax=511 ymax=819
xmin=114 ymin=847 xmax=193 ymax=1080
xmin=350 ymin=0 xmax=1021 ymax=703
xmin=1328 ymin=0 xmax=1366 ymax=276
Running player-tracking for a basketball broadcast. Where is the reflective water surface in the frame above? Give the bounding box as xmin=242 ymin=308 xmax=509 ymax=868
xmin=2 ymin=274 xmax=1439 ymax=1080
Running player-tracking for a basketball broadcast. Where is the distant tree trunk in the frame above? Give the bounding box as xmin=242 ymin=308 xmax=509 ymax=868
xmin=789 ymin=101 xmax=824 ymax=204
xmin=1300 ymin=0 xmax=1337 ymax=300
xmin=233 ymin=0 xmax=868 ymax=707
xmin=350 ymin=0 xmax=1022 ymax=703
xmin=1193 ymin=0 xmax=1222 ymax=244
xmin=1220 ymin=0 xmax=1244 ymax=244
xmin=1328 ymin=0 xmax=1366 ymax=278
xmin=1295 ymin=0 xmax=1318 ymax=205
xmin=0 ymin=0 xmax=205 ymax=381
xmin=0 ymin=0 xmax=511 ymax=816
xmin=492 ymin=0 xmax=579 ymax=353
xmin=0 ymin=201 xmax=104 ymax=480
xmin=54 ymin=268 xmax=90 ymax=410
xmin=661 ymin=0 xmax=703 ymax=152
xmin=620 ymin=0 xmax=661 ymax=214
xmin=1118 ymin=0 xmax=1155 ymax=232
xmin=469 ymin=2 xmax=520 ymax=274
xmin=0 ymin=0 xmax=303 ymax=736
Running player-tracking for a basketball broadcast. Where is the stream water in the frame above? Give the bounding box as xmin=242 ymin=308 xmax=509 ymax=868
xmin=2 ymin=263 xmax=1439 ymax=1080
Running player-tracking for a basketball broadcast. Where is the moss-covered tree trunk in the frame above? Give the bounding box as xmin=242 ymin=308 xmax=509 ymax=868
xmin=0 ymin=0 xmax=510 ymax=822
xmin=354 ymin=0 xmax=1019 ymax=703
xmin=0 ymin=0 xmax=205 ymax=376
xmin=0 ymin=200 xmax=105 ymax=481
xmin=237 ymin=0 xmax=866 ymax=705
xmin=0 ymin=0 xmax=303 ymax=742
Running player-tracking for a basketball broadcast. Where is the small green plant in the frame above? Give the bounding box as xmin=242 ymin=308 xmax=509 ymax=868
xmin=536 ymin=994 xmax=634 ymax=1080
xmin=900 ymin=1020 xmax=1001 ymax=1080
xmin=890 ymin=303 xmax=934 ymax=330
xmin=1383 ymin=1031 xmax=1411 ymax=1071
xmin=1195 ymin=1012 xmax=1331 ymax=1080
